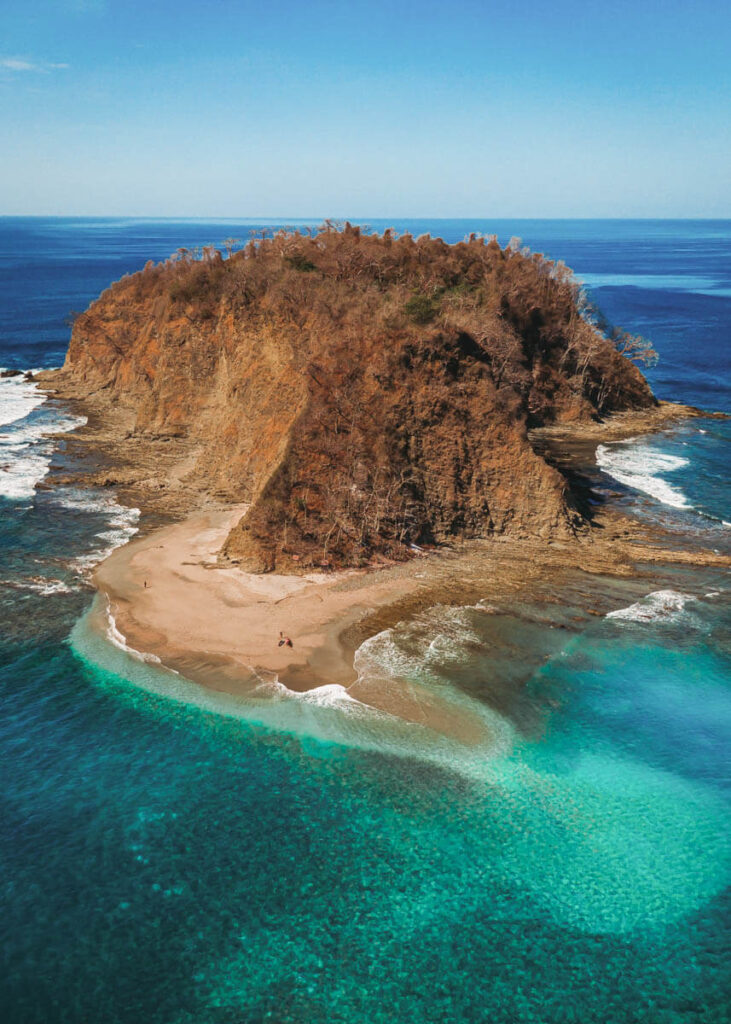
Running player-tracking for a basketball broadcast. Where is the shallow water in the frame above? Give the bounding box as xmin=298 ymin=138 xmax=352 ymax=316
xmin=1 ymin=219 xmax=730 ymax=1023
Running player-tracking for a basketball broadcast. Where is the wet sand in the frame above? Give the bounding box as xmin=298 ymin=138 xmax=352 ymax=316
xmin=91 ymin=474 xmax=730 ymax=740
xmin=95 ymin=505 xmax=403 ymax=688
xmin=63 ymin=397 xmax=727 ymax=740
xmin=93 ymin=505 xmax=466 ymax=729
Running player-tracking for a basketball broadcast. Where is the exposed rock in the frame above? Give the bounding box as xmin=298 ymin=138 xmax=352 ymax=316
xmin=40 ymin=226 xmax=657 ymax=572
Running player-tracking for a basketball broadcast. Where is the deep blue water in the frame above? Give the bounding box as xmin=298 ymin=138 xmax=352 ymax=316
xmin=0 ymin=219 xmax=729 ymax=1023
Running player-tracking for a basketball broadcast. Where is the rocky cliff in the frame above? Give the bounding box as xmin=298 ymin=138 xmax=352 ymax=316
xmin=51 ymin=225 xmax=656 ymax=571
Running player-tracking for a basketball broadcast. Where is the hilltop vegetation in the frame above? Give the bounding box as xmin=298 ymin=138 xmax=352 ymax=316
xmin=61 ymin=224 xmax=656 ymax=571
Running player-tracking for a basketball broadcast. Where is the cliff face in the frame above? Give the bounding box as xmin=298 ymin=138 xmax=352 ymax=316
xmin=59 ymin=226 xmax=655 ymax=571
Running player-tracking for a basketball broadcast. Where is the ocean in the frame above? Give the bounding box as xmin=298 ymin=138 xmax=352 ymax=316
xmin=1 ymin=218 xmax=729 ymax=1024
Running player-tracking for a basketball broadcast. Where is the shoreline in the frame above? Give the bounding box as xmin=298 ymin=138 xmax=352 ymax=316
xmin=35 ymin=384 xmax=727 ymax=737
xmin=37 ymin=367 xmax=725 ymax=528
xmin=83 ymin=403 xmax=729 ymax=736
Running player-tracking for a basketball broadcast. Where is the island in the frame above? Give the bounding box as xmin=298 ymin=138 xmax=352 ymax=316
xmin=38 ymin=225 xmax=723 ymax=724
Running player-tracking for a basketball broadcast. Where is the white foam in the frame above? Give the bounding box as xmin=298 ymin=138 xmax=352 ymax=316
xmin=63 ymin=494 xmax=141 ymax=573
xmin=0 ymin=576 xmax=79 ymax=595
xmin=248 ymin=668 xmax=382 ymax=717
xmin=50 ymin=488 xmax=126 ymax=514
xmin=606 ymin=590 xmax=695 ymax=624
xmin=353 ymin=606 xmax=488 ymax=680
xmin=0 ymin=445 xmax=53 ymax=500
xmin=463 ymin=599 xmax=497 ymax=613
xmin=596 ymin=442 xmax=691 ymax=509
xmin=0 ymin=392 xmax=86 ymax=500
xmin=298 ymin=684 xmax=358 ymax=708
xmin=350 ymin=618 xmax=515 ymax=753
xmin=0 ymin=370 xmax=46 ymax=427
xmin=104 ymin=598 xmax=168 ymax=667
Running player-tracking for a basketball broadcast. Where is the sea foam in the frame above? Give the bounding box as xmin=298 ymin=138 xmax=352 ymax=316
xmin=606 ymin=589 xmax=695 ymax=624
xmin=0 ymin=370 xmax=46 ymax=427
xmin=596 ymin=441 xmax=691 ymax=509
xmin=0 ymin=576 xmax=80 ymax=595
xmin=104 ymin=598 xmax=166 ymax=667
xmin=59 ymin=491 xmax=141 ymax=573
xmin=0 ymin=372 xmax=86 ymax=501
xmin=247 ymin=667 xmax=370 ymax=715
xmin=0 ymin=374 xmax=140 ymax=568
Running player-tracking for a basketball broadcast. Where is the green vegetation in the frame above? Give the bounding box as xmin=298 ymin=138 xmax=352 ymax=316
xmin=285 ymin=252 xmax=318 ymax=272
xmin=404 ymin=293 xmax=440 ymax=324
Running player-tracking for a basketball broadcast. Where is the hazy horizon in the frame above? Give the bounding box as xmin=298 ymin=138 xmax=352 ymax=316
xmin=2 ymin=215 xmax=731 ymax=223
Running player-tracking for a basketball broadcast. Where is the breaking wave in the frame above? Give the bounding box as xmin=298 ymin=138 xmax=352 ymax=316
xmin=0 ymin=370 xmax=86 ymax=501
xmin=104 ymin=598 xmax=166 ymax=667
xmin=0 ymin=370 xmax=46 ymax=427
xmin=58 ymin=491 xmax=141 ymax=574
xmin=606 ymin=590 xmax=695 ymax=624
xmin=0 ymin=576 xmax=81 ymax=595
xmin=596 ymin=441 xmax=691 ymax=509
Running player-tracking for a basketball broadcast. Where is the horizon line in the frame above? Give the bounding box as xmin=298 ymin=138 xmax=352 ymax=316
xmin=1 ymin=214 xmax=730 ymax=223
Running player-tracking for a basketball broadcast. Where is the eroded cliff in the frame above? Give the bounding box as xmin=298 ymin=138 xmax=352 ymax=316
xmin=51 ymin=226 xmax=656 ymax=571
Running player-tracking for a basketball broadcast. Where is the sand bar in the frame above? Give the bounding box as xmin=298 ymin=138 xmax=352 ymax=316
xmin=90 ymin=476 xmax=731 ymax=742
xmin=95 ymin=505 xmax=419 ymax=688
xmin=92 ymin=505 xmax=501 ymax=735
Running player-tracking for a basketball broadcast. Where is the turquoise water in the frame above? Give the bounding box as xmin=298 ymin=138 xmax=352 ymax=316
xmin=1 ymin=220 xmax=730 ymax=1022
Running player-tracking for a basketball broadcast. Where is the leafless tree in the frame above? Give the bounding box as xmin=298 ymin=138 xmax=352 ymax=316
xmin=222 ymin=237 xmax=241 ymax=259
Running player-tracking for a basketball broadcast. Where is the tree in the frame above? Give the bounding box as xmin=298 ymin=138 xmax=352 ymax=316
xmin=222 ymin=237 xmax=240 ymax=259
xmin=612 ymin=329 xmax=658 ymax=367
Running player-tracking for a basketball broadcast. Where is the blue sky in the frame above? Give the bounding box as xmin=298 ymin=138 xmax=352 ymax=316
xmin=1 ymin=0 xmax=729 ymax=217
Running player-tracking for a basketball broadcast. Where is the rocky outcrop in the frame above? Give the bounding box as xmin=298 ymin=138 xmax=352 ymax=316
xmin=49 ymin=226 xmax=656 ymax=571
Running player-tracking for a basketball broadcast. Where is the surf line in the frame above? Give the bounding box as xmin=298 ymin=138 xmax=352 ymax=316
xmin=103 ymin=596 xmax=179 ymax=673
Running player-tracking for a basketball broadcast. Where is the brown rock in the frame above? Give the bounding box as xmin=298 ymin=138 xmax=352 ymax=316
xmin=45 ymin=227 xmax=657 ymax=571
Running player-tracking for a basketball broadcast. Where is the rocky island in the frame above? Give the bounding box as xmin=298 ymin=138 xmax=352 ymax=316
xmin=39 ymin=226 xmax=720 ymax=716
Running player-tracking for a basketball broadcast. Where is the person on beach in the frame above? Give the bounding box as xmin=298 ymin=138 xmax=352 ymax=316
xmin=278 ymin=632 xmax=293 ymax=648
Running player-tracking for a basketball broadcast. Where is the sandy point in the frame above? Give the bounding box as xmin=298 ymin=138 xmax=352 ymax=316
xmin=94 ymin=504 xmax=440 ymax=694
xmin=88 ymin=450 xmax=731 ymax=742
xmin=90 ymin=507 xmax=519 ymax=743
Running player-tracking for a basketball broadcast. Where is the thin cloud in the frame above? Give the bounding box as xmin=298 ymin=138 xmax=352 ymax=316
xmin=1 ymin=58 xmax=69 ymax=73
xmin=1 ymin=59 xmax=37 ymax=72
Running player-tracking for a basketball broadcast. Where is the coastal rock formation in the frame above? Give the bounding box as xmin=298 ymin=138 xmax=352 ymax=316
xmin=51 ymin=226 xmax=656 ymax=571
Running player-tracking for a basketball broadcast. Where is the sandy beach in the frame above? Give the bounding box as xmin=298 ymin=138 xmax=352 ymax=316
xmin=88 ymin=426 xmax=730 ymax=740
xmin=94 ymin=505 xmax=413 ymax=689
xmin=92 ymin=504 xmax=487 ymax=732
